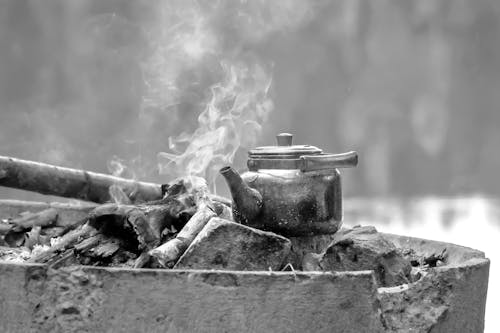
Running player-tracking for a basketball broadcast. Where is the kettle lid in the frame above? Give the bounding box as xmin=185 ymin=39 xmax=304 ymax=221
xmin=248 ymin=133 xmax=322 ymax=159
xmin=247 ymin=133 xmax=358 ymax=172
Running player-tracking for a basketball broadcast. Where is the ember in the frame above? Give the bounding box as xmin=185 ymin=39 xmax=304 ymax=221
xmin=0 ymin=166 xmax=237 ymax=269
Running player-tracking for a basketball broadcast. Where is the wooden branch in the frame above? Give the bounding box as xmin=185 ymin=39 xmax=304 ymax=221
xmin=0 ymin=156 xmax=232 ymax=206
xmin=0 ymin=155 xmax=162 ymax=203
xmin=149 ymin=204 xmax=216 ymax=267
xmin=133 ymin=252 xmax=151 ymax=268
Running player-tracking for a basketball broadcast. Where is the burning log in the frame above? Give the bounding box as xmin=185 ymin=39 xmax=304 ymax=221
xmin=0 ymin=155 xmax=162 ymax=203
xmin=149 ymin=204 xmax=217 ymax=267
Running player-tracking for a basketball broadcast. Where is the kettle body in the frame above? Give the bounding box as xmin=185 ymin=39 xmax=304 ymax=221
xmin=239 ymin=168 xmax=342 ymax=236
xmin=220 ymin=133 xmax=357 ymax=236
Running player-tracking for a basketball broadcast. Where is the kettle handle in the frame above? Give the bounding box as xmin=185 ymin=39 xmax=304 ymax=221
xmin=300 ymin=151 xmax=358 ymax=172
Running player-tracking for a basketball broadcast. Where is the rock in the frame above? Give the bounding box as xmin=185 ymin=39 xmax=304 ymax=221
xmin=175 ymin=218 xmax=291 ymax=271
xmin=287 ymin=234 xmax=336 ymax=269
xmin=378 ymin=271 xmax=452 ymax=332
xmin=308 ymin=226 xmax=411 ymax=287
xmin=301 ymin=252 xmax=322 ymax=271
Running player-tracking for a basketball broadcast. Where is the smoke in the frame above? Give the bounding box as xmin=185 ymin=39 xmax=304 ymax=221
xmin=158 ymin=60 xmax=273 ymax=184
xmin=142 ymin=0 xmax=317 ymax=186
xmin=0 ymin=0 xmax=319 ymax=198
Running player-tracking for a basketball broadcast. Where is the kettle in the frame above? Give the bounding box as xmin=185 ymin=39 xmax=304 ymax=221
xmin=220 ymin=133 xmax=357 ymax=236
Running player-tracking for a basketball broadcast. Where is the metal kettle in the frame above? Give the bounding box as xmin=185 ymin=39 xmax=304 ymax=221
xmin=220 ymin=133 xmax=358 ymax=236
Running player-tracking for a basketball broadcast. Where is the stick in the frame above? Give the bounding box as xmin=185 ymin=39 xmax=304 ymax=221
xmin=0 ymin=155 xmax=162 ymax=203
xmin=29 ymin=224 xmax=94 ymax=263
xmin=149 ymin=204 xmax=216 ymax=267
xmin=0 ymin=156 xmax=232 ymax=206
xmin=8 ymin=208 xmax=58 ymax=232
xmin=133 ymin=252 xmax=151 ymax=268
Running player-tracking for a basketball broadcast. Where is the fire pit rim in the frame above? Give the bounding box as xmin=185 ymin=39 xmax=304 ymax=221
xmin=0 ymin=232 xmax=488 ymax=274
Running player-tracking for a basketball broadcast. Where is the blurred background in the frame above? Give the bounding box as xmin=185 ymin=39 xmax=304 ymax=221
xmin=0 ymin=0 xmax=498 ymax=331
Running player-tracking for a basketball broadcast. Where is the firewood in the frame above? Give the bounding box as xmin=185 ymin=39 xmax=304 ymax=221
xmin=29 ymin=224 xmax=94 ymax=263
xmin=87 ymin=189 xmax=199 ymax=246
xmin=176 ymin=204 xmax=216 ymax=242
xmin=0 ymin=208 xmax=58 ymax=236
xmin=74 ymin=233 xmax=121 ymax=258
xmin=0 ymin=155 xmax=162 ymax=203
xmin=0 ymin=156 xmax=231 ymax=206
xmin=0 ymin=156 xmax=232 ymax=210
xmin=46 ymin=248 xmax=78 ymax=268
xmin=73 ymin=234 xmax=102 ymax=252
xmin=87 ymin=204 xmax=160 ymax=250
xmin=92 ymin=240 xmax=120 ymax=258
xmin=0 ymin=167 xmax=233 ymax=268
xmin=1 ymin=208 xmax=59 ymax=247
xmin=133 ymin=252 xmax=151 ymax=268
xmin=31 ymin=192 xmax=200 ymax=267
xmin=149 ymin=204 xmax=217 ymax=267
xmin=0 ymin=199 xmax=97 ymax=228
xmin=8 ymin=208 xmax=58 ymax=232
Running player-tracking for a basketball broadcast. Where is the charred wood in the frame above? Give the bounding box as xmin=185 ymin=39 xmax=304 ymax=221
xmin=29 ymin=224 xmax=94 ymax=264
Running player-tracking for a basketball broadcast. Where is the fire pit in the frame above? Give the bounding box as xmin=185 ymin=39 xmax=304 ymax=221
xmin=0 ymin=222 xmax=489 ymax=332
xmin=0 ymin=142 xmax=490 ymax=332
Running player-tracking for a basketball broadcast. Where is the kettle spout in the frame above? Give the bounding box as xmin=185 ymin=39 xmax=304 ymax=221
xmin=219 ymin=166 xmax=262 ymax=223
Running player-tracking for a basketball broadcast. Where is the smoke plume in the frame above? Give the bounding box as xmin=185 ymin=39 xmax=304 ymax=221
xmin=143 ymin=0 xmax=316 ymax=187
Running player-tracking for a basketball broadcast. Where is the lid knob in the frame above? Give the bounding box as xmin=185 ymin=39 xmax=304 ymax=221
xmin=276 ymin=133 xmax=293 ymax=146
